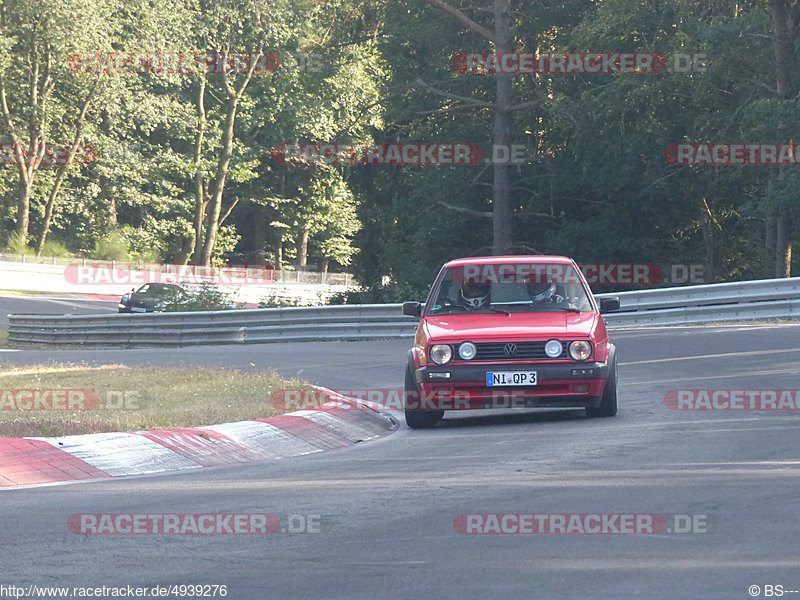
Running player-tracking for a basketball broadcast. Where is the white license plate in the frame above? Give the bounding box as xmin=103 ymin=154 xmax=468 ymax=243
xmin=486 ymin=371 xmax=537 ymax=386
xmin=130 ymin=306 xmax=147 ymax=313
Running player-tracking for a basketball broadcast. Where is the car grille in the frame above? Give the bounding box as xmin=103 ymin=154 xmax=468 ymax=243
xmin=473 ymin=341 xmax=569 ymax=361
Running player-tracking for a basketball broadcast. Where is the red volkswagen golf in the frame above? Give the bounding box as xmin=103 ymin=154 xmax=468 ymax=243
xmin=401 ymin=256 xmax=620 ymax=428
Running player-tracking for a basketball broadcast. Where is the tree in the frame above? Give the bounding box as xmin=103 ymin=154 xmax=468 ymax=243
xmin=421 ymin=0 xmax=515 ymax=254
xmin=0 ymin=0 xmax=110 ymax=245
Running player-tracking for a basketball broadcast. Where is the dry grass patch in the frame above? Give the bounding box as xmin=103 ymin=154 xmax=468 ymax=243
xmin=0 ymin=364 xmax=311 ymax=437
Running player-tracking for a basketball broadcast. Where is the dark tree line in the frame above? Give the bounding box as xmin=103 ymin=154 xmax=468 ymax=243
xmin=0 ymin=0 xmax=797 ymax=293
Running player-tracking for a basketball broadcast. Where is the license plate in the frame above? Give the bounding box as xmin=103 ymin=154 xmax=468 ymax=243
xmin=130 ymin=306 xmax=147 ymax=313
xmin=486 ymin=371 xmax=537 ymax=386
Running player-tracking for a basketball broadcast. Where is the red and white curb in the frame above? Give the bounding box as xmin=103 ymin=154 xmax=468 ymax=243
xmin=0 ymin=393 xmax=397 ymax=488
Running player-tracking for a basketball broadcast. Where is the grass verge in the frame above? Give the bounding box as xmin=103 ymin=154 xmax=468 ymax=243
xmin=0 ymin=364 xmax=312 ymax=437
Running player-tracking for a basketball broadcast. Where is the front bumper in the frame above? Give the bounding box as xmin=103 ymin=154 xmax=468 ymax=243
xmin=413 ymin=361 xmax=609 ymax=410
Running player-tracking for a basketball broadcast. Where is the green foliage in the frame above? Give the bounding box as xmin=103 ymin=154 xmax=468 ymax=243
xmin=118 ymin=223 xmax=165 ymax=263
xmin=258 ymin=293 xmax=312 ymax=308
xmin=38 ymin=240 xmax=73 ymax=258
xmin=164 ymin=284 xmax=237 ymax=312
xmin=90 ymin=230 xmax=131 ymax=261
xmin=4 ymin=233 xmax=34 ymax=256
xmin=3 ymin=231 xmax=71 ymax=258
xmin=328 ymin=281 xmax=431 ymax=305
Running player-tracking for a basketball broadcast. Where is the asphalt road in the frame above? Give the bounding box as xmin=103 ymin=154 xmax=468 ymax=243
xmin=2 ymin=324 xmax=800 ymax=599
xmin=0 ymin=294 xmax=117 ymax=328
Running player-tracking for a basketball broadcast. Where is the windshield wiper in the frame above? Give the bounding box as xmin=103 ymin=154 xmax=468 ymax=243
xmin=487 ymin=307 xmax=510 ymax=315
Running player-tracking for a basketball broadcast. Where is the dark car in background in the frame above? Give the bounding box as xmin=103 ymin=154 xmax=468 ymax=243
xmin=118 ymin=283 xmax=187 ymax=313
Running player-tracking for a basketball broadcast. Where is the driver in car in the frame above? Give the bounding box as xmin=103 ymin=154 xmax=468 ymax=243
xmin=459 ymin=280 xmax=492 ymax=309
xmin=526 ymin=278 xmax=566 ymax=305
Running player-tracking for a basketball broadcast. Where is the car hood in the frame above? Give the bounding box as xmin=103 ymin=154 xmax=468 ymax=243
xmin=423 ymin=312 xmax=598 ymax=340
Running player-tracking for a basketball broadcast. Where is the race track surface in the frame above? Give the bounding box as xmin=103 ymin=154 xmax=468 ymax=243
xmin=2 ymin=324 xmax=799 ymax=599
xmin=0 ymin=294 xmax=117 ymax=329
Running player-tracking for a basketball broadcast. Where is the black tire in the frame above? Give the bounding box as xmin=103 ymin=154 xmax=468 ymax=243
xmin=404 ymin=365 xmax=443 ymax=429
xmin=586 ymin=354 xmax=618 ymax=418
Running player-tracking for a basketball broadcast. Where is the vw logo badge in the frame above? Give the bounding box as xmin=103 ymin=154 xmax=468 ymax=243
xmin=504 ymin=343 xmax=517 ymax=356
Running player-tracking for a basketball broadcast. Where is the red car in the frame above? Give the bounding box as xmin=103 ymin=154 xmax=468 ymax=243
xmin=401 ymin=256 xmax=620 ymax=428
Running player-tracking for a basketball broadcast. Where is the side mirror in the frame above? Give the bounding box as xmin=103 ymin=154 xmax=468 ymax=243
xmin=402 ymin=301 xmax=422 ymax=317
xmin=599 ymin=297 xmax=620 ymax=314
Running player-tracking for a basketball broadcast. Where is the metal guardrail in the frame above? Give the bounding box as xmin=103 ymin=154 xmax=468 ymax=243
xmin=7 ymin=277 xmax=800 ymax=347
xmin=602 ymin=277 xmax=800 ymax=327
xmin=7 ymin=304 xmax=417 ymax=346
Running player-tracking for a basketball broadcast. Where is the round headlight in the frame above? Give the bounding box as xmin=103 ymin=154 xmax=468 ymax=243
xmin=544 ymin=339 xmax=563 ymax=358
xmin=569 ymin=341 xmax=592 ymax=361
xmin=458 ymin=342 xmax=477 ymax=360
xmin=430 ymin=344 xmax=453 ymax=365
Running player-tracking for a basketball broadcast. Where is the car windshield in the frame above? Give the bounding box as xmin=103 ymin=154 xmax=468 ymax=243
xmin=427 ymin=263 xmax=593 ymax=315
xmin=136 ymin=284 xmax=183 ymax=298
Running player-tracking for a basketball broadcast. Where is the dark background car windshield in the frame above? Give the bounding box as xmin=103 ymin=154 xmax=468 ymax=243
xmin=136 ymin=284 xmax=183 ymax=298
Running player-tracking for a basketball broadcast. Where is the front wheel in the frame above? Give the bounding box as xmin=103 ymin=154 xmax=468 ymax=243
xmin=404 ymin=365 xmax=443 ymax=429
xmin=586 ymin=355 xmax=618 ymax=418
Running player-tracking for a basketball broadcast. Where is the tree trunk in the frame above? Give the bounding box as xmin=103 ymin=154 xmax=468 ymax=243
xmin=36 ymin=89 xmax=95 ymax=255
xmin=201 ymin=96 xmax=239 ymax=265
xmin=275 ymin=239 xmax=283 ymax=271
xmin=200 ymin=53 xmax=260 ymax=266
xmin=173 ymin=236 xmax=194 ymax=265
xmin=776 ymin=204 xmax=792 ymax=278
xmin=296 ymin=228 xmax=309 ymax=269
xmin=191 ymin=76 xmax=207 ymax=263
xmin=15 ymin=177 xmax=33 ymax=244
xmin=700 ymin=198 xmax=715 ymax=283
xmin=491 ymin=0 xmax=513 ymax=255
xmin=252 ymin=205 xmax=266 ymax=262
xmin=423 ymin=0 xmax=514 ymax=255
xmin=769 ymin=0 xmax=795 ymax=277
xmin=765 ymin=212 xmax=776 ymax=255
